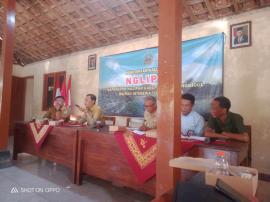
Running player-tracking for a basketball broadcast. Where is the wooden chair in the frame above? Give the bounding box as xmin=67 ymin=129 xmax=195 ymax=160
xmin=102 ymin=116 xmax=115 ymax=126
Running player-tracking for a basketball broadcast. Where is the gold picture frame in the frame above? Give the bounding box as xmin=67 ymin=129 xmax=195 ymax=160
xmin=230 ymin=21 xmax=252 ymax=49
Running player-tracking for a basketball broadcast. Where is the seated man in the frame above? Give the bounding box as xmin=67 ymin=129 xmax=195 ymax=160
xmin=181 ymin=93 xmax=204 ymax=136
xmin=140 ymin=96 xmax=157 ymax=131
xmin=205 ymin=96 xmax=249 ymax=142
xmin=43 ymin=96 xmax=70 ymax=121
xmin=78 ymin=94 xmax=103 ymax=128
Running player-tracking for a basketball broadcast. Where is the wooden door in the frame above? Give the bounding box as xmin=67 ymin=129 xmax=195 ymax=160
xmin=9 ymin=76 xmax=26 ymax=136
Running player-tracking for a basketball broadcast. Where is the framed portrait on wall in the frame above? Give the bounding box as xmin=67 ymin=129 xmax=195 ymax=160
xmin=88 ymin=54 xmax=97 ymax=70
xmin=230 ymin=21 xmax=252 ymax=49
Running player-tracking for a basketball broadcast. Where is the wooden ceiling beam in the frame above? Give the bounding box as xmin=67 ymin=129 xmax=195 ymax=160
xmin=183 ymin=0 xmax=197 ymax=24
xmin=204 ymin=0 xmax=216 ymax=18
xmin=98 ymin=0 xmax=142 ymax=39
xmin=136 ymin=0 xmax=158 ymax=27
xmin=119 ymin=0 xmax=151 ymax=36
xmin=6 ymin=0 xmax=269 ymax=65
xmin=232 ymin=0 xmax=240 ymax=13
xmin=38 ymin=0 xmax=110 ymax=46
xmin=215 ymin=3 xmax=234 ymax=10
xmin=81 ymin=0 xmax=130 ymax=44
xmin=187 ymin=0 xmax=204 ymax=5
xmin=69 ymin=1 xmax=113 ymax=46
xmin=254 ymin=0 xmax=262 ymax=7
xmin=14 ymin=52 xmax=25 ymax=66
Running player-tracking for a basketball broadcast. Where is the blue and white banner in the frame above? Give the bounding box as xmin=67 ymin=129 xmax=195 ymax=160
xmin=99 ymin=33 xmax=224 ymax=117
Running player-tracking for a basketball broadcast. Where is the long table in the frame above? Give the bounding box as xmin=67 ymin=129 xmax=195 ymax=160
xmin=13 ymin=122 xmax=79 ymax=183
xmin=13 ymin=123 xmax=248 ymax=196
xmin=76 ymin=128 xmax=156 ymax=195
xmin=185 ymin=141 xmax=248 ymax=166
xmin=76 ymin=128 xmax=248 ymax=196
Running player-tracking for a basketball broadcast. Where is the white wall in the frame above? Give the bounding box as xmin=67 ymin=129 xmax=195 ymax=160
xmin=13 ymin=7 xmax=270 ymax=174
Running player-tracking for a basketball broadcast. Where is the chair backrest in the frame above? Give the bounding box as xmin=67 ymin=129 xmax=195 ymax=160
xmin=102 ymin=116 xmax=115 ymax=126
xmin=245 ymin=125 xmax=252 ymax=164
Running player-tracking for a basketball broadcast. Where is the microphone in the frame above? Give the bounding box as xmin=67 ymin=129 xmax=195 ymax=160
xmin=204 ymin=137 xmax=217 ymax=144
xmin=75 ymin=104 xmax=86 ymax=112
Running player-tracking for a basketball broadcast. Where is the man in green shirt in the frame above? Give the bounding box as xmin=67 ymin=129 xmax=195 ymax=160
xmin=205 ymin=96 xmax=249 ymax=142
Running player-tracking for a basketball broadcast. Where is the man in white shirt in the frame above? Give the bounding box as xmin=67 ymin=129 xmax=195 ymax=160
xmin=181 ymin=93 xmax=205 ymax=136
xmin=140 ymin=96 xmax=157 ymax=131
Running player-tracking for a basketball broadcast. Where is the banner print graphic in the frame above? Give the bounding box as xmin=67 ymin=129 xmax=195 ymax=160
xmin=99 ymin=33 xmax=224 ymax=117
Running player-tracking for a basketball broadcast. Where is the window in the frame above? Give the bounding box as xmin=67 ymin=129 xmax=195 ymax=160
xmin=42 ymin=71 xmax=66 ymax=111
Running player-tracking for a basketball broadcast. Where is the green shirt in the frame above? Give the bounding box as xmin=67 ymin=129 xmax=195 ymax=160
xmin=207 ymin=112 xmax=246 ymax=134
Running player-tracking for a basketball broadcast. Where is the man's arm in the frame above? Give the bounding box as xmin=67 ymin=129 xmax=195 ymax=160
xmin=205 ymin=127 xmax=229 ymax=139
xmin=139 ymin=124 xmax=152 ymax=131
xmin=225 ymin=114 xmax=249 ymax=142
xmin=222 ymin=132 xmax=249 ymax=142
xmin=61 ymin=107 xmax=71 ymax=120
xmin=139 ymin=111 xmax=156 ymax=131
xmin=43 ymin=111 xmax=51 ymax=119
xmin=92 ymin=108 xmax=102 ymax=122
xmin=195 ymin=115 xmax=205 ymax=136
xmin=140 ymin=120 xmax=157 ymax=131
xmin=205 ymin=127 xmax=249 ymax=142
xmin=43 ymin=108 xmax=53 ymax=119
xmin=78 ymin=112 xmax=87 ymax=124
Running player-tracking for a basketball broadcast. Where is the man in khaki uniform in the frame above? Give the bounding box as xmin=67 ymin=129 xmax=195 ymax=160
xmin=140 ymin=96 xmax=157 ymax=131
xmin=78 ymin=94 xmax=103 ymax=128
xmin=43 ymin=96 xmax=70 ymax=121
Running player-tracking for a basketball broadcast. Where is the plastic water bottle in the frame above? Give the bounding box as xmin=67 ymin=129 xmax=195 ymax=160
xmin=213 ymin=151 xmax=229 ymax=175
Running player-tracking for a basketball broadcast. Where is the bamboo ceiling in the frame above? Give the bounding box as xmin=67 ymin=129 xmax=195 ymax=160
xmin=0 ymin=0 xmax=269 ymax=65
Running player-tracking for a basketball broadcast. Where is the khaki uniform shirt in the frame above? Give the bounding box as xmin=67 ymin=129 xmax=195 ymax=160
xmin=79 ymin=105 xmax=103 ymax=128
xmin=43 ymin=106 xmax=70 ymax=121
xmin=144 ymin=110 xmax=157 ymax=129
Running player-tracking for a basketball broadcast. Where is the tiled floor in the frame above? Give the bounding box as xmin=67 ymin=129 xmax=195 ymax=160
xmin=1 ymin=137 xmax=269 ymax=202
xmin=0 ymin=137 xmax=153 ymax=202
xmin=0 ymin=154 xmax=152 ymax=202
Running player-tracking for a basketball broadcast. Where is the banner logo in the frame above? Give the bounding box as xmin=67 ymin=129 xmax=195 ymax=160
xmin=10 ymin=187 xmax=19 ymax=193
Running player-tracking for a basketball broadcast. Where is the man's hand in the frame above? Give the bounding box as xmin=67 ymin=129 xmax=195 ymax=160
xmin=140 ymin=125 xmax=150 ymax=131
xmin=53 ymin=100 xmax=60 ymax=109
xmin=222 ymin=132 xmax=249 ymax=142
xmin=205 ymin=128 xmax=229 ymax=139
xmin=69 ymin=120 xmax=77 ymax=124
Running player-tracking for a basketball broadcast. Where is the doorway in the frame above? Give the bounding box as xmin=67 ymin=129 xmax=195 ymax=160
xmin=9 ymin=76 xmax=34 ymax=136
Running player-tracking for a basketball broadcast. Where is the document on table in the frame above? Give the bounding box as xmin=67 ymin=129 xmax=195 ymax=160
xmin=130 ymin=129 xmax=145 ymax=136
xmin=181 ymin=135 xmax=206 ymax=141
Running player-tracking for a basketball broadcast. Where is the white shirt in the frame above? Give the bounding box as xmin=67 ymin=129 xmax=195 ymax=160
xmin=144 ymin=110 xmax=157 ymax=129
xmin=181 ymin=111 xmax=205 ymax=136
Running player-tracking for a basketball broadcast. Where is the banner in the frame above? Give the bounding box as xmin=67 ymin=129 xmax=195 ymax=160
xmin=99 ymin=33 xmax=224 ymax=117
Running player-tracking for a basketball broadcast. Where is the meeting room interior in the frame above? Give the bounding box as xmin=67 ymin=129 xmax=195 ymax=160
xmin=0 ymin=0 xmax=270 ymax=202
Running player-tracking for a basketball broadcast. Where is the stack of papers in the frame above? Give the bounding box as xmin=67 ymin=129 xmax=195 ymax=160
xmin=131 ymin=130 xmax=145 ymax=136
xmin=181 ymin=135 xmax=206 ymax=141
